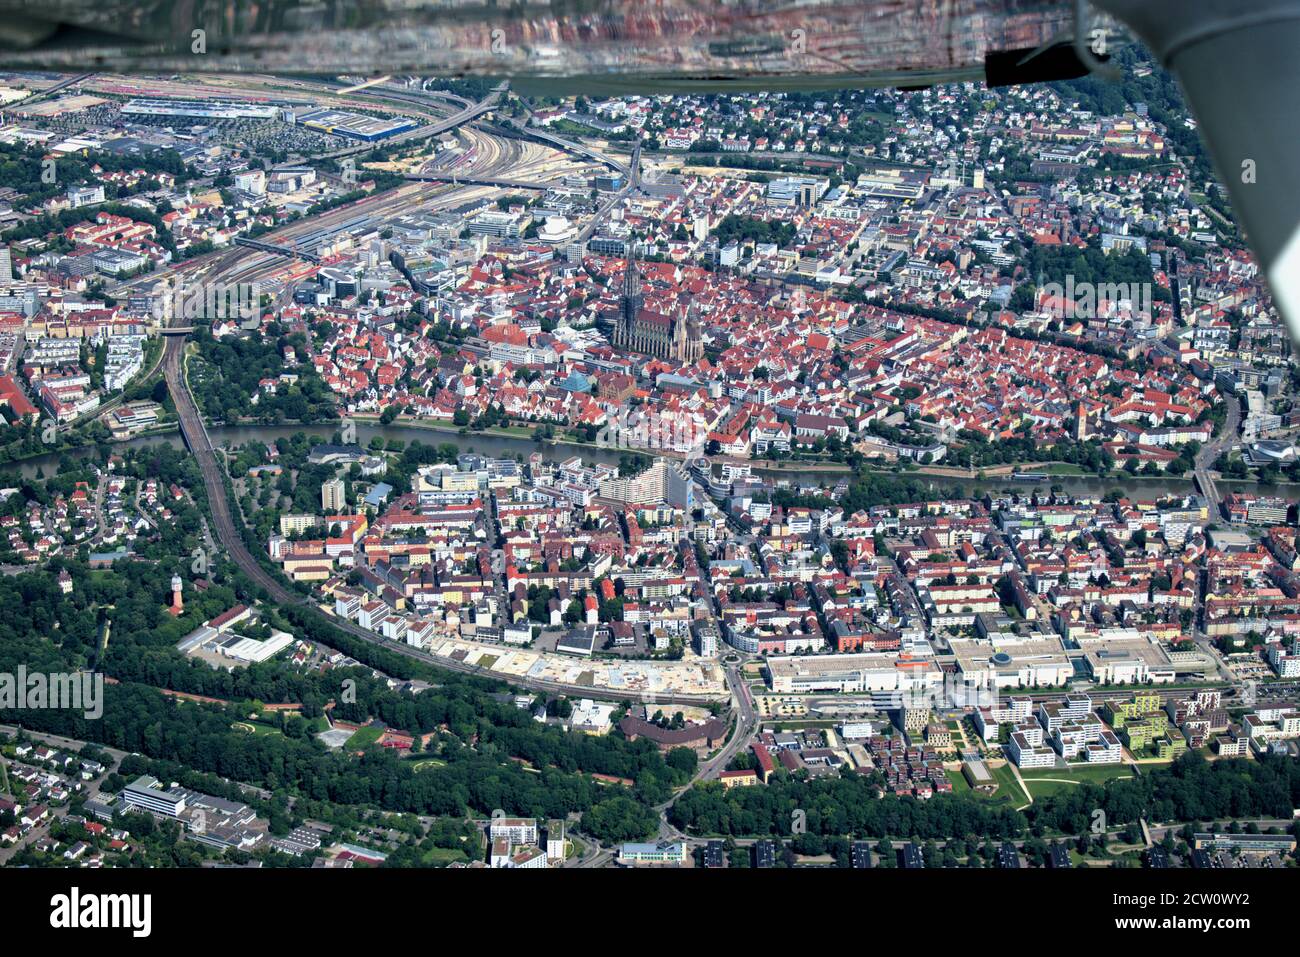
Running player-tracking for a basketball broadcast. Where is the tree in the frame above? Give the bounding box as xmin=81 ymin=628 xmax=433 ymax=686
xmin=580 ymin=796 xmax=658 ymax=844
xmin=665 ymin=747 xmax=698 ymax=776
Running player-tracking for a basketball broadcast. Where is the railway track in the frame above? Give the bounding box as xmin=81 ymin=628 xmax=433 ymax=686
xmin=88 ymin=90 xmax=713 ymax=703
xmin=162 ymin=314 xmax=719 ymax=705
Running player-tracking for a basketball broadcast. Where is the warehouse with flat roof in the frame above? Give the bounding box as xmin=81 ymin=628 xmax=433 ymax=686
xmin=123 ymin=98 xmax=280 ymax=120
xmin=299 ymin=108 xmax=417 ymax=141
xmin=765 ymin=651 xmax=943 ymax=694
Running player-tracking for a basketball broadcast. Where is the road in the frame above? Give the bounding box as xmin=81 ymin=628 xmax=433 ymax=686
xmin=1193 ymin=392 xmax=1241 ymax=513
xmin=660 ymin=815 xmax=1300 ymax=860
xmin=1189 ymin=391 xmax=1242 ymax=672
xmin=577 ymin=140 xmax=641 ymax=244
xmin=648 ymin=659 xmax=759 ymax=843
xmin=19 ymin=72 xmax=94 ymax=106
xmin=648 ymin=505 xmax=760 ymax=837
xmin=316 ymin=83 xmax=508 ymax=162
xmin=0 ymin=721 xmax=273 ymax=801
xmin=163 ymin=325 xmax=718 ymax=705
xmin=0 ymin=723 xmax=131 ymax=770
xmin=697 ymin=661 xmax=757 ymax=782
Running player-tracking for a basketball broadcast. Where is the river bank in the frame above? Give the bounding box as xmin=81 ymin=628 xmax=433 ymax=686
xmin=345 ymin=413 xmax=855 ymax=475
xmin=10 ymin=414 xmax=1300 ymax=503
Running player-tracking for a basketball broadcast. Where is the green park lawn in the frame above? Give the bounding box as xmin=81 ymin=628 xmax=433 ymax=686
xmin=1019 ymin=763 xmax=1135 ymax=799
xmin=344 ymin=726 xmax=385 ymax=750
xmin=946 ymin=763 xmax=1030 ymax=809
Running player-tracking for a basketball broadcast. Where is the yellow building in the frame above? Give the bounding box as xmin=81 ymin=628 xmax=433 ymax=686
xmin=718 ymin=769 xmax=760 ymax=789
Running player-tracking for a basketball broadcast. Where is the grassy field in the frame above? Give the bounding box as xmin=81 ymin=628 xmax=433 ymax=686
xmin=422 ymin=846 xmax=469 ymax=866
xmin=994 ymin=763 xmax=1032 ymax=806
xmin=1019 ymin=763 xmax=1135 ymax=799
xmin=947 ymin=763 xmax=1030 ymax=809
xmin=233 ymin=719 xmax=284 ymax=737
xmin=1020 ymin=763 xmax=1135 ymax=782
xmin=1041 ymin=463 xmax=1093 ymax=475
xmin=237 ymin=715 xmax=329 ymax=737
xmin=1022 ymin=778 xmax=1081 ymax=800
xmin=345 ymin=726 xmax=384 ymax=750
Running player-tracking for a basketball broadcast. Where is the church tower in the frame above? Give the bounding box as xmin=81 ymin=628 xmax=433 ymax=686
xmin=670 ymin=304 xmax=704 ymax=363
xmin=619 ymin=249 xmax=643 ymax=338
xmin=611 ymin=248 xmax=702 ymax=362
xmin=1074 ymin=401 xmax=1089 ymax=442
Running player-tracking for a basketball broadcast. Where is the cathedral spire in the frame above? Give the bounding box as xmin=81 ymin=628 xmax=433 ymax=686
xmin=622 ymin=244 xmax=640 ymax=299
xmin=620 ymin=244 xmax=642 ymax=329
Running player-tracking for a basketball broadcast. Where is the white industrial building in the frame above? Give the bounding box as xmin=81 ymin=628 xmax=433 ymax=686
xmin=765 ymin=652 xmax=943 ymax=695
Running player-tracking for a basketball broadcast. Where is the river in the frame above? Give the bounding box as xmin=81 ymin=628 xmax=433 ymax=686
xmin=8 ymin=420 xmax=1299 ymax=503
xmin=4 ymin=422 xmax=629 ymax=481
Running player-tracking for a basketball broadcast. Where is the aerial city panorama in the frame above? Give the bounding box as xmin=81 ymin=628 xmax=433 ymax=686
xmin=0 ymin=3 xmax=1293 ymax=933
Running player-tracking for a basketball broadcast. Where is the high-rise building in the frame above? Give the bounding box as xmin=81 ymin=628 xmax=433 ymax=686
xmin=322 ymin=477 xmax=346 ymax=512
xmin=597 ymin=458 xmax=693 ymax=509
xmin=122 ymin=775 xmax=188 ymax=817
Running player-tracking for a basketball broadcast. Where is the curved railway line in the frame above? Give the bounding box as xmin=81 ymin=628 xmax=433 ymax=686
xmin=159 ymin=273 xmax=720 ymax=706
xmin=93 ymin=76 xmax=698 ymax=703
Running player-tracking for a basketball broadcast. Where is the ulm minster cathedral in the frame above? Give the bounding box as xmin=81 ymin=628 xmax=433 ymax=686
xmin=611 ymin=255 xmax=704 ymax=363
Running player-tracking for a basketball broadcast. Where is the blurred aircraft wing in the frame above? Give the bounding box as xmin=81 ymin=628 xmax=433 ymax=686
xmin=0 ymin=0 xmax=1077 ymax=91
